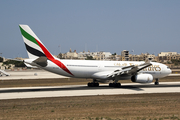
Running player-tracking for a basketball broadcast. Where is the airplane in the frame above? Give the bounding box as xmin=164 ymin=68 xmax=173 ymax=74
xmin=19 ymin=24 xmax=172 ymax=87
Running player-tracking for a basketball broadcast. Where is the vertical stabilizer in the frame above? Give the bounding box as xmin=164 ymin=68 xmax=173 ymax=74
xmin=19 ymin=25 xmax=73 ymax=76
xmin=19 ymin=25 xmax=54 ymax=59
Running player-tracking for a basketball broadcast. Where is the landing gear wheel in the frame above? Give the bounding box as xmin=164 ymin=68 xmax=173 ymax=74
xmin=155 ymin=81 xmax=159 ymax=85
xmin=94 ymin=83 xmax=99 ymax=87
xmin=154 ymin=78 xmax=159 ymax=85
xmin=109 ymin=83 xmax=121 ymax=87
xmin=87 ymin=82 xmax=99 ymax=87
xmin=88 ymin=83 xmax=92 ymax=87
xmin=87 ymin=79 xmax=99 ymax=87
xmin=109 ymin=83 xmax=113 ymax=87
xmin=116 ymin=83 xmax=121 ymax=87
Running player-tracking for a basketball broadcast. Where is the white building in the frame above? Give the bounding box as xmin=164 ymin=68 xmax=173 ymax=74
xmin=64 ymin=48 xmax=78 ymax=59
xmin=158 ymin=52 xmax=177 ymax=57
xmin=77 ymin=51 xmax=112 ymax=60
xmin=92 ymin=52 xmax=112 ymax=60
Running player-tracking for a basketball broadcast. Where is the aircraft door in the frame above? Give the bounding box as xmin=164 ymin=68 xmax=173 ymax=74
xmin=98 ymin=62 xmax=103 ymax=71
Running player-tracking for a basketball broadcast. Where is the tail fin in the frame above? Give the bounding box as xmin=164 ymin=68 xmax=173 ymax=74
xmin=19 ymin=25 xmax=54 ymax=60
xmin=20 ymin=25 xmax=74 ymax=76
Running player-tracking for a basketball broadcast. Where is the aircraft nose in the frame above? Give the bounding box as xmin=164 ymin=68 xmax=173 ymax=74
xmin=165 ymin=67 xmax=172 ymax=75
xmin=163 ymin=66 xmax=171 ymax=75
xmin=168 ymin=69 xmax=172 ymax=74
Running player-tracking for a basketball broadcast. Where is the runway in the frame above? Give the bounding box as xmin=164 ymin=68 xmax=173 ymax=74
xmin=0 ymin=82 xmax=180 ymax=100
xmin=0 ymin=69 xmax=68 ymax=80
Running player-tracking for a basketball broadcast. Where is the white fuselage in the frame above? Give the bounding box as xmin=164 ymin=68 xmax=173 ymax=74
xmin=37 ymin=58 xmax=171 ymax=81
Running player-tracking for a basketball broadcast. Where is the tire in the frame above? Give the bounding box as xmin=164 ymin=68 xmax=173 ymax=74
xmin=88 ymin=83 xmax=92 ymax=87
xmin=95 ymin=83 xmax=99 ymax=87
xmin=155 ymin=82 xmax=159 ymax=85
xmin=116 ymin=83 xmax=121 ymax=87
xmin=88 ymin=83 xmax=99 ymax=87
xmin=109 ymin=83 xmax=113 ymax=87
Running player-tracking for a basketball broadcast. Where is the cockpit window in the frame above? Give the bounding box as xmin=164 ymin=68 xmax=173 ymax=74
xmin=167 ymin=67 xmax=170 ymax=69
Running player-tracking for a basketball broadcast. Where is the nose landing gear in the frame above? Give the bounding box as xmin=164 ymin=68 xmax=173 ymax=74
xmin=155 ymin=78 xmax=159 ymax=85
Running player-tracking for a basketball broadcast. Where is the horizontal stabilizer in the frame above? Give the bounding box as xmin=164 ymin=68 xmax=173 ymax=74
xmin=0 ymin=69 xmax=10 ymax=76
xmin=24 ymin=63 xmax=38 ymax=68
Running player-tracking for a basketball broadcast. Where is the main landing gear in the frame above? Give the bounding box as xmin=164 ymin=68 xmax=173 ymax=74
xmin=155 ymin=78 xmax=159 ymax=85
xmin=87 ymin=79 xmax=99 ymax=87
xmin=109 ymin=83 xmax=121 ymax=87
xmin=87 ymin=79 xmax=121 ymax=87
xmin=109 ymin=77 xmax=121 ymax=87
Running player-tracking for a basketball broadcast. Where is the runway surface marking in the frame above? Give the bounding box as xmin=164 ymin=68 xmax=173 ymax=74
xmin=0 ymin=82 xmax=180 ymax=100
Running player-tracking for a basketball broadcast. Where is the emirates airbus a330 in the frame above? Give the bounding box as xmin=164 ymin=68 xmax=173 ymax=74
xmin=19 ymin=25 xmax=171 ymax=87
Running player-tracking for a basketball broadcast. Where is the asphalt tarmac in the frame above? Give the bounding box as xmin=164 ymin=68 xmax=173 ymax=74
xmin=0 ymin=69 xmax=68 ymax=80
xmin=0 ymin=70 xmax=180 ymax=100
xmin=0 ymin=82 xmax=180 ymax=100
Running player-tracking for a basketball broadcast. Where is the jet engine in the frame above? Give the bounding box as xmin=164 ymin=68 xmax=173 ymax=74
xmin=131 ymin=74 xmax=153 ymax=83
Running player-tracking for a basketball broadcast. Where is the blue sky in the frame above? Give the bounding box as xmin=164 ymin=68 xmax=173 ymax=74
xmin=0 ymin=0 xmax=180 ymax=58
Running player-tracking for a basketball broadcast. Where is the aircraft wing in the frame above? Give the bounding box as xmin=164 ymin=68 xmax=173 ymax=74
xmin=107 ymin=60 xmax=152 ymax=78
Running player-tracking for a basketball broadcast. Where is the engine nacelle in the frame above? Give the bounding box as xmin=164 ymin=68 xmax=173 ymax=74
xmin=131 ymin=74 xmax=153 ymax=83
